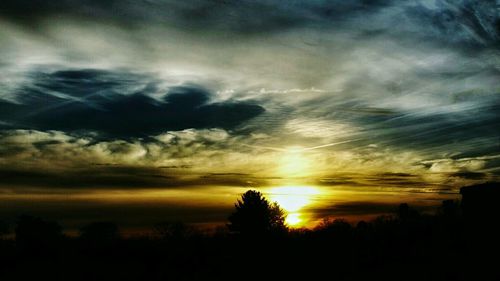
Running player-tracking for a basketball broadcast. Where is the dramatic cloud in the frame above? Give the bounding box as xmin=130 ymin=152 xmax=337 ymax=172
xmin=0 ymin=69 xmax=264 ymax=138
xmin=1 ymin=0 xmax=498 ymax=46
xmin=0 ymin=0 xmax=499 ymax=229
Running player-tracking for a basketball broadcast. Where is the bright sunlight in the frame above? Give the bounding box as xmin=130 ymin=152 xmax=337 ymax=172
xmin=267 ymin=186 xmax=320 ymax=227
xmin=278 ymin=146 xmax=311 ymax=177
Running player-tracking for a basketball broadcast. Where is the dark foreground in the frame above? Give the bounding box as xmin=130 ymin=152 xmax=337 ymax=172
xmin=1 ymin=201 xmax=499 ymax=281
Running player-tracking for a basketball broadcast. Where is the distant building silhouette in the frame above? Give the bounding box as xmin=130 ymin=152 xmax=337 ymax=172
xmin=460 ymin=182 xmax=500 ymax=223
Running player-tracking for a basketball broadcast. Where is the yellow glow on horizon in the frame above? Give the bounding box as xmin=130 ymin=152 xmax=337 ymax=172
xmin=268 ymin=186 xmax=320 ymax=227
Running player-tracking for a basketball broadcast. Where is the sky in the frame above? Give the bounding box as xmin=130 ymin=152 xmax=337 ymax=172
xmin=0 ymin=0 xmax=499 ymax=231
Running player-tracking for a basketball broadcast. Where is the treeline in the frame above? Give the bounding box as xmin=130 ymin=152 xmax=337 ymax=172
xmin=0 ymin=195 xmax=499 ymax=281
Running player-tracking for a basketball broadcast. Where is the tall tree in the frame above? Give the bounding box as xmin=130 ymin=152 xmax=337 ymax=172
xmin=227 ymin=190 xmax=286 ymax=235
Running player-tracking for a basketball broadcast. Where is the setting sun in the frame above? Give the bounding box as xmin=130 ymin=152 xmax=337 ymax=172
xmin=285 ymin=213 xmax=302 ymax=226
xmin=267 ymin=186 xmax=320 ymax=227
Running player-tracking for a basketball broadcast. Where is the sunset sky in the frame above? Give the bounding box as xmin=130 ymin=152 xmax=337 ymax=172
xmin=1 ymin=0 xmax=499 ymax=231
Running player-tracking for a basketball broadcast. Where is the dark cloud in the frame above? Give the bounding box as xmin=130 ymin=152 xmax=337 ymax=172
xmin=317 ymin=177 xmax=371 ymax=187
xmin=404 ymin=0 xmax=500 ymax=47
xmin=308 ymin=200 xmax=441 ymax=219
xmin=0 ymin=197 xmax=233 ymax=230
xmin=321 ymin=202 xmax=399 ymax=215
xmin=450 ymin=171 xmax=487 ymax=180
xmin=198 ymin=173 xmax=264 ymax=187
xmin=1 ymin=0 xmax=498 ymax=46
xmin=0 ymin=69 xmax=264 ymax=138
xmin=0 ymin=166 xmax=178 ymax=189
xmin=0 ymin=0 xmax=392 ymax=32
xmin=317 ymin=173 xmax=449 ymax=191
xmin=0 ymin=165 xmax=262 ymax=190
xmin=308 ymin=202 xmax=400 ymax=219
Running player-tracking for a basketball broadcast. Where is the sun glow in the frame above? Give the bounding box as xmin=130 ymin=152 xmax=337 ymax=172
xmin=268 ymin=186 xmax=320 ymax=227
xmin=278 ymin=146 xmax=311 ymax=177
xmin=285 ymin=213 xmax=302 ymax=226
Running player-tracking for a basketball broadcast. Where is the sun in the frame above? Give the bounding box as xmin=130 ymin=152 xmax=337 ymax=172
xmin=286 ymin=213 xmax=302 ymax=226
xmin=267 ymin=186 xmax=320 ymax=227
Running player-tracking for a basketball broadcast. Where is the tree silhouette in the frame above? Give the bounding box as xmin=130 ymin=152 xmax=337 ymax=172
xmin=227 ymin=190 xmax=287 ymax=235
xmin=153 ymin=221 xmax=194 ymax=240
xmin=80 ymin=222 xmax=120 ymax=242
xmin=397 ymin=203 xmax=420 ymax=222
xmin=15 ymin=215 xmax=63 ymax=253
xmin=0 ymin=220 xmax=9 ymax=237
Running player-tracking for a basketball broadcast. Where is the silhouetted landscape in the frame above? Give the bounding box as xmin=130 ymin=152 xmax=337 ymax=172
xmin=1 ymin=183 xmax=499 ymax=281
